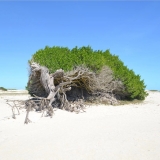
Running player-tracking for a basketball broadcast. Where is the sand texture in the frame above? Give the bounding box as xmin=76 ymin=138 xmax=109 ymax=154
xmin=0 ymin=90 xmax=160 ymax=160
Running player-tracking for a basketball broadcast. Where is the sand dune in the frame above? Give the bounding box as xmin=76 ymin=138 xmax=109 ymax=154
xmin=0 ymin=90 xmax=160 ymax=160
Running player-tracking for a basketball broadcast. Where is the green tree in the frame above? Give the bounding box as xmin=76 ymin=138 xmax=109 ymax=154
xmin=29 ymin=45 xmax=148 ymax=100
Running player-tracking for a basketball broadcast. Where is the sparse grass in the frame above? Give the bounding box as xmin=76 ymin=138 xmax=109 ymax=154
xmin=84 ymin=98 xmax=144 ymax=106
xmin=149 ymin=90 xmax=160 ymax=92
xmin=118 ymin=99 xmax=144 ymax=105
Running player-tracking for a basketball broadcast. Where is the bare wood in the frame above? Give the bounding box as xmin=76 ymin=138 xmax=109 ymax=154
xmin=6 ymin=62 xmax=124 ymax=124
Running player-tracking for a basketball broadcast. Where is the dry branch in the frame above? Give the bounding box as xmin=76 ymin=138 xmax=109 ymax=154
xmin=7 ymin=62 xmax=125 ymax=123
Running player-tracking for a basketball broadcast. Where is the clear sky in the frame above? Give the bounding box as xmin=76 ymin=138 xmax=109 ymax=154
xmin=0 ymin=1 xmax=159 ymax=90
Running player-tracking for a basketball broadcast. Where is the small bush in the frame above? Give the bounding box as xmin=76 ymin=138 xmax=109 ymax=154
xmin=0 ymin=87 xmax=7 ymax=91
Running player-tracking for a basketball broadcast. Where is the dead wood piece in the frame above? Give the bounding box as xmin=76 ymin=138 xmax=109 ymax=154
xmin=24 ymin=99 xmax=40 ymax=124
xmin=22 ymin=62 xmax=124 ymax=124
xmin=6 ymin=99 xmax=26 ymax=119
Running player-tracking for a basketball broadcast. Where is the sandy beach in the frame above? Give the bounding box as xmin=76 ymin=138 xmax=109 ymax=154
xmin=0 ymin=90 xmax=160 ymax=160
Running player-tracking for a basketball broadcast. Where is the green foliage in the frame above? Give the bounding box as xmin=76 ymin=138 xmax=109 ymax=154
xmin=0 ymin=87 xmax=7 ymax=91
xmin=30 ymin=45 xmax=148 ymax=100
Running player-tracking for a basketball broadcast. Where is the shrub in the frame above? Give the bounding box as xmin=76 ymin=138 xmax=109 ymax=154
xmin=0 ymin=87 xmax=7 ymax=91
xmin=29 ymin=46 xmax=148 ymax=100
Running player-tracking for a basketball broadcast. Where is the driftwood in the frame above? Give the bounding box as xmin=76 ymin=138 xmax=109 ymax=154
xmin=6 ymin=100 xmax=22 ymax=119
xmin=7 ymin=62 xmax=125 ymax=124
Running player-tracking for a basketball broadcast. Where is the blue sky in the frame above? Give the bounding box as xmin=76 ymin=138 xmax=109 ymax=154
xmin=0 ymin=1 xmax=159 ymax=90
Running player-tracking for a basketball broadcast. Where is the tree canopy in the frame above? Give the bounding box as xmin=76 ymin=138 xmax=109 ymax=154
xmin=29 ymin=46 xmax=147 ymax=100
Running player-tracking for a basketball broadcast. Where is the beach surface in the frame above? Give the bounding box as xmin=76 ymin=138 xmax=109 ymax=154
xmin=0 ymin=90 xmax=160 ymax=160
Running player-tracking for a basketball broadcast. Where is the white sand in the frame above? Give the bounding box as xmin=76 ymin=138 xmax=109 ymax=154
xmin=0 ymin=91 xmax=160 ymax=160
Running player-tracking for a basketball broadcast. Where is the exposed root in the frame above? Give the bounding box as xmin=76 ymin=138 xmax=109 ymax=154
xmin=6 ymin=99 xmax=25 ymax=119
xmin=6 ymin=62 xmax=125 ymax=124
